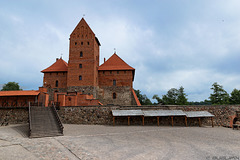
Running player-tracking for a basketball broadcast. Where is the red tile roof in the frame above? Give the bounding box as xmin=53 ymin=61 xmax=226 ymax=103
xmin=0 ymin=90 xmax=40 ymax=97
xmin=98 ymin=53 xmax=135 ymax=71
xmin=41 ymin=58 xmax=68 ymax=73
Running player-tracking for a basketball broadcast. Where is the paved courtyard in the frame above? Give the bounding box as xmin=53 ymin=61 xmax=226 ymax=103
xmin=0 ymin=124 xmax=240 ymax=160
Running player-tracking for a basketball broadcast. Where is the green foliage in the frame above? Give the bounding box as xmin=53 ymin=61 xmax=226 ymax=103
xmin=153 ymin=86 xmax=188 ymax=105
xmin=209 ymin=82 xmax=229 ymax=104
xmin=177 ymin=86 xmax=188 ymax=105
xmin=162 ymin=88 xmax=179 ymax=105
xmin=229 ymin=88 xmax=240 ymax=104
xmin=134 ymin=89 xmax=152 ymax=105
xmin=188 ymin=100 xmax=212 ymax=105
xmin=1 ymin=82 xmax=22 ymax=91
xmin=152 ymin=94 xmax=163 ymax=104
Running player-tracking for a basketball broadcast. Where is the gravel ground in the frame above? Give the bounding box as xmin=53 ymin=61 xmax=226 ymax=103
xmin=0 ymin=124 xmax=240 ymax=160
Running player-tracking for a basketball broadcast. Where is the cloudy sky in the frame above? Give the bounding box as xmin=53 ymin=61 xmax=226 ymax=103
xmin=1 ymin=0 xmax=240 ymax=102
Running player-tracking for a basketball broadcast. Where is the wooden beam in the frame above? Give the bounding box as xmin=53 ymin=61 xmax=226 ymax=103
xmin=198 ymin=117 xmax=201 ymax=127
xmin=211 ymin=117 xmax=214 ymax=127
xmin=128 ymin=116 xmax=130 ymax=126
xmin=113 ymin=117 xmax=115 ymax=126
xmin=157 ymin=117 xmax=160 ymax=126
xmin=171 ymin=116 xmax=174 ymax=127
xmin=185 ymin=116 xmax=188 ymax=127
xmin=142 ymin=116 xmax=144 ymax=126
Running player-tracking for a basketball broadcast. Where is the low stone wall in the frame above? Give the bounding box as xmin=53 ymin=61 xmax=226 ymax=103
xmin=0 ymin=107 xmax=29 ymax=125
xmin=1 ymin=105 xmax=239 ymax=127
xmin=57 ymin=105 xmax=240 ymax=127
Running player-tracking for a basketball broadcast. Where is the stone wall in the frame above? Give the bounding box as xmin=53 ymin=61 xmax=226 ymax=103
xmin=97 ymin=86 xmax=132 ymax=106
xmin=57 ymin=105 xmax=240 ymax=127
xmin=0 ymin=107 xmax=28 ymax=125
xmin=1 ymin=105 xmax=240 ymax=127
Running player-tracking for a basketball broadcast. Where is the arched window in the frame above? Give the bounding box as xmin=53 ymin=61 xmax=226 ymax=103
xmin=79 ymin=75 xmax=82 ymax=80
xmin=80 ymin=51 xmax=83 ymax=57
xmin=113 ymin=80 xmax=116 ymax=86
xmin=55 ymin=80 xmax=58 ymax=87
xmin=113 ymin=93 xmax=117 ymax=99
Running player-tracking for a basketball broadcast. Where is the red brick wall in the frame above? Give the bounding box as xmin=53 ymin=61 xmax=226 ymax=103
xmin=67 ymin=19 xmax=99 ymax=87
xmin=43 ymin=72 xmax=67 ymax=88
xmin=98 ymin=70 xmax=133 ymax=87
xmin=0 ymin=96 xmax=37 ymax=107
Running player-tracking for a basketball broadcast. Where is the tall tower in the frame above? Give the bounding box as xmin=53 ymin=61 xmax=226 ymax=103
xmin=67 ymin=18 xmax=100 ymax=97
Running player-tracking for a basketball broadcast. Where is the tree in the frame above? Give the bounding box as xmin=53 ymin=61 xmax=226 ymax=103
xmin=1 ymin=82 xmax=22 ymax=91
xmin=162 ymin=88 xmax=179 ymax=105
xmin=209 ymin=82 xmax=229 ymax=104
xmin=134 ymin=89 xmax=152 ymax=105
xmin=176 ymin=86 xmax=188 ymax=105
xmin=229 ymin=88 xmax=240 ymax=104
xmin=158 ymin=86 xmax=188 ymax=105
xmin=152 ymin=94 xmax=163 ymax=104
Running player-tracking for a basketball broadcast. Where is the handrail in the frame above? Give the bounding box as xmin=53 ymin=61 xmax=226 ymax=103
xmin=28 ymin=102 xmax=32 ymax=137
xmin=51 ymin=103 xmax=64 ymax=134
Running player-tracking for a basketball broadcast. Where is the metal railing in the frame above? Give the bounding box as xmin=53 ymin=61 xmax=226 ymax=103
xmin=28 ymin=102 xmax=32 ymax=137
xmin=51 ymin=103 xmax=64 ymax=134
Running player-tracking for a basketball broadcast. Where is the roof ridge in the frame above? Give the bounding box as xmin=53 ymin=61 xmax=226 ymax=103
xmin=41 ymin=58 xmax=68 ymax=73
xmin=98 ymin=53 xmax=135 ymax=71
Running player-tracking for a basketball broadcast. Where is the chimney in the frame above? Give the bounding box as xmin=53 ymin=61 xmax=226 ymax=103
xmin=104 ymin=58 xmax=106 ymax=63
xmin=56 ymin=58 xmax=59 ymax=61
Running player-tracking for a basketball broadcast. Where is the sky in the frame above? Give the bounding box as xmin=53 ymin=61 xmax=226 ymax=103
xmin=1 ymin=0 xmax=240 ymax=102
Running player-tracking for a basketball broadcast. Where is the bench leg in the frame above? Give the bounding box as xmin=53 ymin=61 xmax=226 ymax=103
xmin=113 ymin=117 xmax=115 ymax=126
xmin=142 ymin=116 xmax=144 ymax=126
xmin=211 ymin=117 xmax=214 ymax=127
xmin=185 ymin=117 xmax=188 ymax=127
xmin=198 ymin=118 xmax=201 ymax=127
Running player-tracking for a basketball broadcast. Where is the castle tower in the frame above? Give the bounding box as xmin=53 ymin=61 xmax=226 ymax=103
xmin=67 ymin=18 xmax=101 ymax=97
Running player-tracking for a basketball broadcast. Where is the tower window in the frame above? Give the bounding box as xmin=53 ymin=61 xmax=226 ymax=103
xmin=75 ymin=42 xmax=77 ymax=45
xmin=87 ymin=42 xmax=89 ymax=45
xmin=81 ymin=42 xmax=83 ymax=45
xmin=80 ymin=51 xmax=83 ymax=57
xmin=113 ymin=80 xmax=116 ymax=86
xmin=55 ymin=80 xmax=58 ymax=87
xmin=113 ymin=93 xmax=117 ymax=99
xmin=79 ymin=64 xmax=82 ymax=68
xmin=79 ymin=75 xmax=82 ymax=80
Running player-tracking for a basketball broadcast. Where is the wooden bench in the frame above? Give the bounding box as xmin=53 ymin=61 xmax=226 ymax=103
xmin=184 ymin=111 xmax=214 ymax=127
xmin=112 ymin=110 xmax=144 ymax=126
xmin=142 ymin=110 xmax=187 ymax=126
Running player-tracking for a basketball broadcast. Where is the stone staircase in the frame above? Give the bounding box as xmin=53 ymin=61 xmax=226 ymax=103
xmin=29 ymin=105 xmax=64 ymax=138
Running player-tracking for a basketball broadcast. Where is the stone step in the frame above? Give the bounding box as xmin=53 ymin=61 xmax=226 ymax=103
xmin=29 ymin=106 xmax=63 ymax=138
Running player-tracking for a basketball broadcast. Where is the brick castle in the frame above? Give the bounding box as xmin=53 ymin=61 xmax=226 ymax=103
xmin=40 ymin=18 xmax=140 ymax=106
xmin=0 ymin=18 xmax=140 ymax=107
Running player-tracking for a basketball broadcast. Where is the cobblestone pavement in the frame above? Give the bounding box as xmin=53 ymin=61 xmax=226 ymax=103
xmin=0 ymin=124 xmax=240 ymax=160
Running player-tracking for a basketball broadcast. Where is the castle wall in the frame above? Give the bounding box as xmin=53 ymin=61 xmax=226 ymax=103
xmin=98 ymin=86 xmax=132 ymax=105
xmin=57 ymin=105 xmax=240 ymax=127
xmin=0 ymin=96 xmax=37 ymax=107
xmin=43 ymin=72 xmax=67 ymax=89
xmin=1 ymin=105 xmax=240 ymax=127
xmin=98 ymin=70 xmax=133 ymax=87
xmin=98 ymin=70 xmax=134 ymax=105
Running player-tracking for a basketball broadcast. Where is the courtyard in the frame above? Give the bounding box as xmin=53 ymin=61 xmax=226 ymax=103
xmin=0 ymin=124 xmax=239 ymax=160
